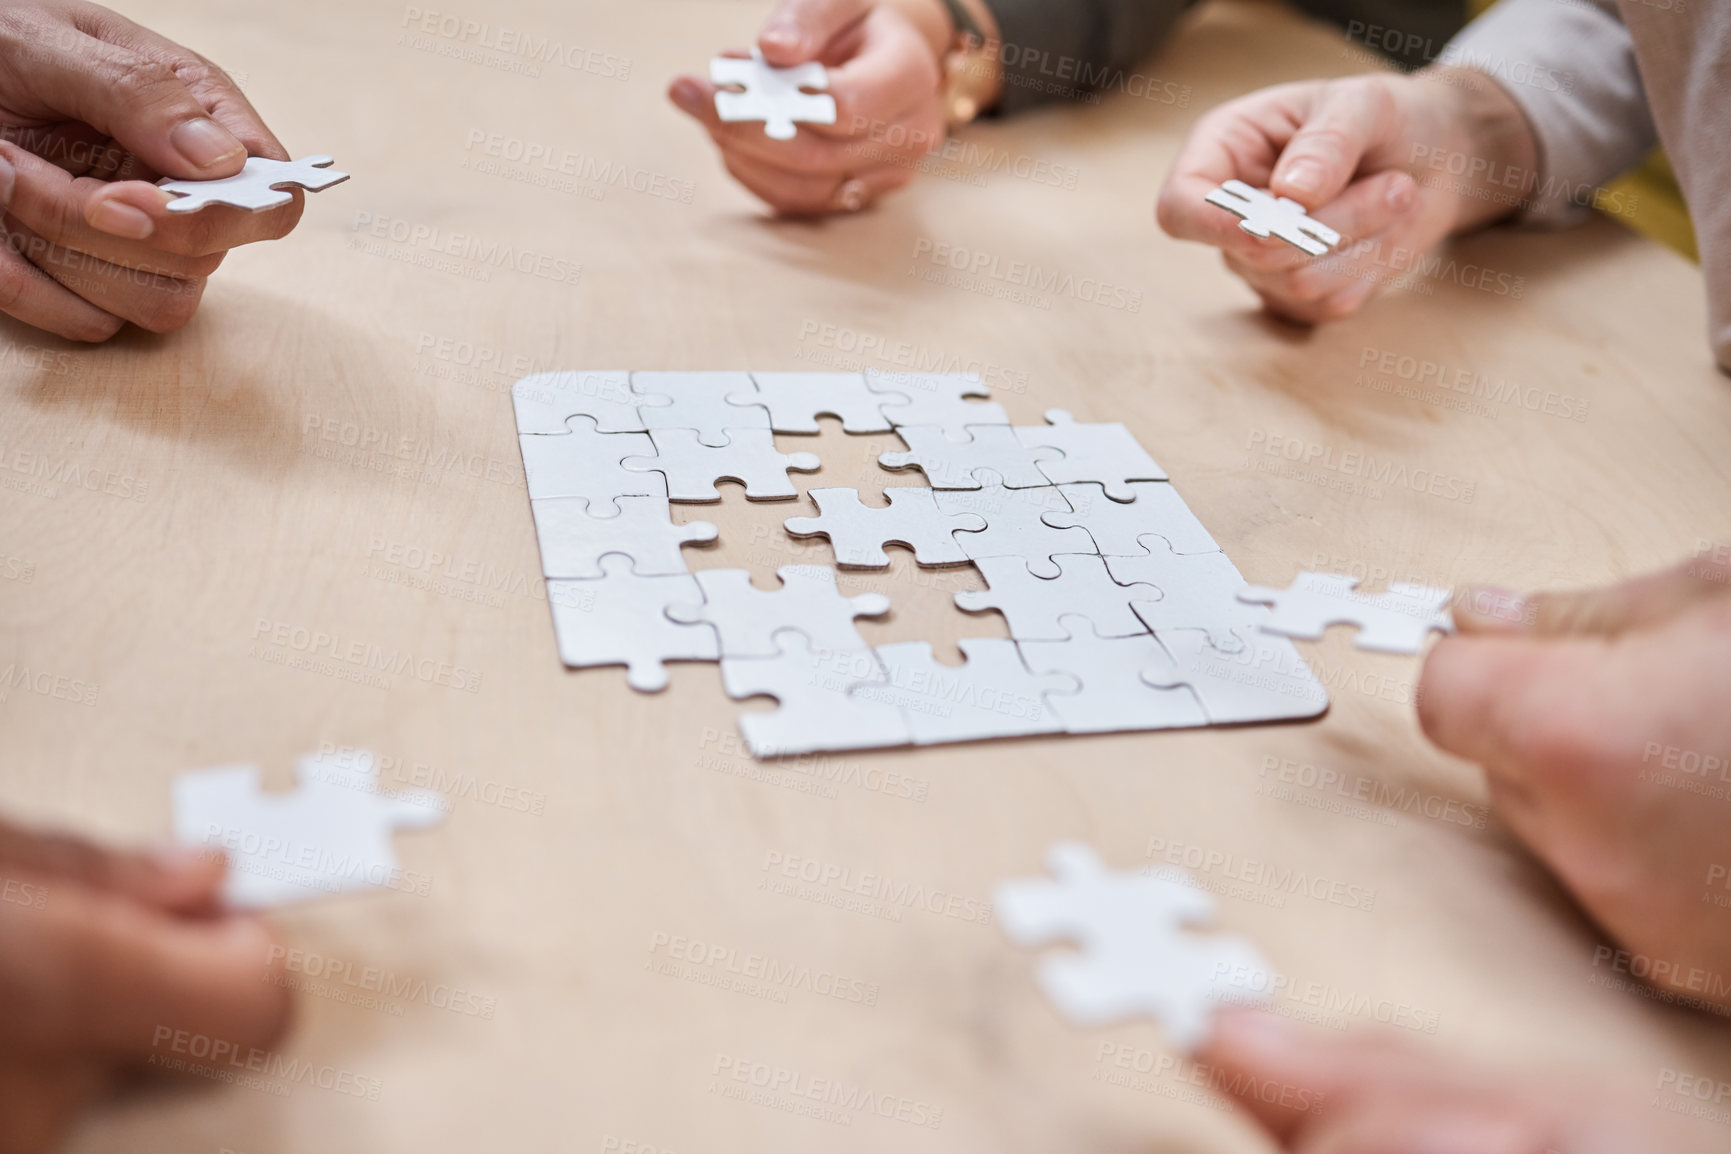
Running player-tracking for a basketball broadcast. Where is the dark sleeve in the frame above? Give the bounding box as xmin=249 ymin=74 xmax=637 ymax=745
xmin=984 ymin=0 xmax=1200 ymax=114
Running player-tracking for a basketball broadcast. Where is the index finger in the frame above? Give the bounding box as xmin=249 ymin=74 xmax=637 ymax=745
xmin=758 ymin=0 xmax=871 ymax=67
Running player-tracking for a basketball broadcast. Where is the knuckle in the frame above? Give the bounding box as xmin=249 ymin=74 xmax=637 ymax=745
xmin=133 ymin=276 xmax=206 ymax=333
xmin=108 ymin=55 xmax=183 ymax=106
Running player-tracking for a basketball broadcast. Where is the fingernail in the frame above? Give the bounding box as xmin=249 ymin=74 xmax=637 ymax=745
xmin=169 ymin=117 xmax=245 ymax=170
xmin=1210 ymin=1009 xmax=1303 ymax=1059
xmin=89 ymin=197 xmax=154 ymax=240
xmin=669 ymin=77 xmax=703 ymax=113
xmin=1460 ymin=586 xmax=1532 ymax=630
xmin=760 ymin=22 xmax=804 ymax=56
xmin=1387 ymin=172 xmax=1417 ymax=210
xmin=0 ymin=156 xmax=14 ymax=207
xmin=1279 ymin=159 xmax=1323 ymax=194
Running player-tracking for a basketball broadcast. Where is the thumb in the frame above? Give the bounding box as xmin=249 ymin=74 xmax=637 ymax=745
xmin=16 ymin=30 xmax=246 ymax=179
xmin=1455 ymin=555 xmax=1731 ymax=639
xmin=1269 ymin=81 xmax=1395 ymax=208
xmin=758 ymin=0 xmax=872 ymax=66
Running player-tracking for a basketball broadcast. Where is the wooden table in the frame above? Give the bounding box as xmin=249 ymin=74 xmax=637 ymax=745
xmin=5 ymin=0 xmax=1729 ymax=1150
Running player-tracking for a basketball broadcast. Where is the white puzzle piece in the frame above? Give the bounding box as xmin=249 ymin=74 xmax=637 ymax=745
xmin=632 ymin=372 xmax=769 ymax=447
xmin=547 ymin=556 xmax=719 ymax=691
xmin=1014 ymin=410 xmax=1167 ymax=499
xmin=514 ymin=371 xmax=666 ymax=435
xmin=160 ymin=154 xmax=349 ymax=214
xmin=530 ymin=495 xmax=718 ymax=577
xmin=867 ymin=371 xmax=1010 ymax=437
xmin=1107 ymin=541 xmax=1268 ymax=652
xmin=722 ymin=633 xmax=908 ymax=756
xmin=1204 ymin=180 xmax=1341 ymax=257
xmin=934 ymin=476 xmax=1094 ymax=579
xmin=856 ymin=639 xmax=1078 ymax=744
xmin=667 ymin=564 xmax=890 ymax=658
xmin=174 ymin=749 xmax=446 ymax=910
xmin=957 ymin=554 xmax=1157 ymax=641
xmin=1042 ymin=482 xmax=1220 ymax=556
xmin=783 ymin=487 xmax=986 ymax=568
xmin=1141 ymin=627 xmax=1329 ymax=724
xmin=739 ymin=372 xmax=894 ymax=434
xmin=520 ymin=417 xmax=664 ymax=513
xmin=1018 ymin=617 xmax=1208 ymax=734
xmin=880 ymin=424 xmax=1061 ymax=490
xmin=710 ymin=50 xmax=837 ymax=141
xmin=995 ymin=842 xmax=1271 ymax=1052
xmin=622 ymin=427 xmax=820 ymax=501
xmin=1236 ymin=572 xmax=1455 ymax=654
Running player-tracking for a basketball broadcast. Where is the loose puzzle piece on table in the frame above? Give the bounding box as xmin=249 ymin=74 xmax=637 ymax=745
xmin=174 ymin=749 xmax=446 ymax=910
xmin=1043 ymin=482 xmax=1220 ymax=557
xmin=867 ymin=371 xmax=1010 ymax=438
xmin=667 ymin=564 xmax=890 ymax=658
xmin=995 ymin=842 xmax=1271 ymax=1051
xmin=722 ymin=632 xmax=909 ymax=756
xmin=514 ymin=371 xmax=667 ymax=435
xmin=520 ymin=418 xmax=664 ymax=514
xmin=1107 ymin=541 xmax=1268 ymax=652
xmin=1237 ymin=572 xmax=1455 ymax=654
xmin=1204 ymin=180 xmax=1340 ymax=257
xmin=632 ymin=372 xmax=769 ymax=447
xmin=1141 ymin=627 xmax=1329 ymax=724
xmin=933 ymin=477 xmax=1094 ymax=579
xmin=160 ymin=155 xmax=349 ymax=214
xmin=1014 ymin=410 xmax=1167 ymax=499
xmin=881 ymin=424 xmax=1061 ymax=490
xmin=622 ymin=427 xmax=820 ymax=501
xmin=737 ymin=372 xmax=895 ymax=434
xmin=957 ymin=554 xmax=1157 ymax=640
xmin=1018 ymin=617 xmax=1208 ymax=734
xmin=530 ymin=495 xmax=717 ymax=578
xmin=857 ymin=639 xmax=1078 ymax=745
xmin=547 ymin=556 xmax=719 ymax=691
xmin=784 ymin=487 xmax=986 ymax=568
xmin=710 ymin=50 xmax=837 ymax=141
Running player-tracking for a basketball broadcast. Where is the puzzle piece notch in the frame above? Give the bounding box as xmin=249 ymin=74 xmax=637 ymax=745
xmin=711 ymin=50 xmax=837 ymax=141
xmin=667 ymin=564 xmax=890 ymax=657
xmin=1237 ymin=572 xmax=1454 ymax=654
xmin=174 ymin=749 xmax=446 ymax=910
xmin=933 ymin=475 xmax=1094 ymax=579
xmin=1017 ymin=616 xmax=1208 ymax=735
xmin=956 ymin=554 xmax=1157 ymax=641
xmin=880 ymin=424 xmax=1062 ymax=490
xmin=865 ymin=371 xmax=1010 ymax=438
xmin=1014 ymin=410 xmax=1167 ymax=500
xmin=995 ymin=842 xmax=1271 ymax=1052
xmin=737 ymin=372 xmax=896 ymax=434
xmin=721 ymin=631 xmax=909 ymax=756
xmin=1141 ymin=627 xmax=1330 ymax=724
xmin=160 ymin=155 xmax=349 ymax=214
xmin=783 ymin=487 xmax=985 ymax=568
xmin=530 ymin=495 xmax=718 ymax=578
xmin=519 ymin=416 xmax=665 ymax=514
xmin=1041 ymin=482 xmax=1221 ymax=557
xmin=855 ymin=638 xmax=1079 ymax=745
xmin=546 ymin=554 xmax=719 ymax=690
xmin=513 ymin=371 xmax=668 ymax=435
xmin=622 ymin=427 xmax=820 ymax=501
xmin=1204 ymin=180 xmax=1341 ymax=257
xmin=632 ymin=372 xmax=769 ymax=446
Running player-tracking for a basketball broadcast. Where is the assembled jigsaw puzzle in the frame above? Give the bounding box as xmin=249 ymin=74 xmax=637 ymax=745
xmin=514 ymin=370 xmax=1333 ymax=756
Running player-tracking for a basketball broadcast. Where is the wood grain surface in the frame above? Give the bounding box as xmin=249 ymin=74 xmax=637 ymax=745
xmin=2 ymin=0 xmax=1728 ymax=1151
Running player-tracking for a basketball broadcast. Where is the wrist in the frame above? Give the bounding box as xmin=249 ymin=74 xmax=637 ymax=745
xmin=1413 ymin=66 xmax=1542 ymax=233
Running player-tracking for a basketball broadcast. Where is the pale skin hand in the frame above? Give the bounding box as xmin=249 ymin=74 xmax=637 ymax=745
xmin=0 ymin=818 xmax=292 ymax=1154
xmin=0 ymin=0 xmax=304 ymax=341
xmin=1419 ymin=554 xmax=1731 ymax=1009
xmin=668 ymin=0 xmax=994 ymax=215
xmin=1198 ymin=1010 xmax=1714 ymax=1153
xmin=1156 ymin=68 xmax=1538 ymax=323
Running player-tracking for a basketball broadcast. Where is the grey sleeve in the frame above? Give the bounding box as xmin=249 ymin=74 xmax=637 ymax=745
xmin=984 ymin=0 xmax=1199 ymax=114
xmin=1437 ymin=0 xmax=1655 ymax=225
